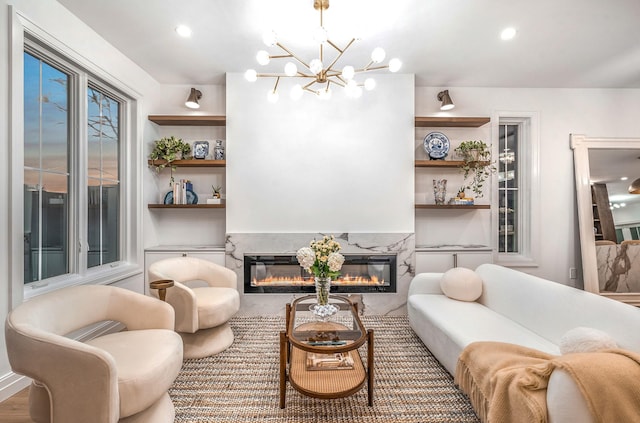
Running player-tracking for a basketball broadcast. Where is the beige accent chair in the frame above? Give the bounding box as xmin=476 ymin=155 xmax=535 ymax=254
xmin=148 ymin=257 xmax=240 ymax=359
xmin=5 ymin=284 xmax=183 ymax=423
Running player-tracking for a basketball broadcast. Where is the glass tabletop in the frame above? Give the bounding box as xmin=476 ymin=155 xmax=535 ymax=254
xmin=287 ymin=295 xmax=367 ymax=352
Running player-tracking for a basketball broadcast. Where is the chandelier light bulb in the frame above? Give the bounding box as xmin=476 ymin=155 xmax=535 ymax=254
xmin=267 ymin=90 xmax=279 ymax=103
xmin=371 ymin=47 xmax=386 ymax=63
xmin=309 ymin=59 xmax=323 ymax=75
xmin=262 ymin=30 xmax=278 ymax=47
xmin=364 ymin=78 xmax=376 ymax=91
xmin=388 ymin=58 xmax=402 ymax=73
xmin=290 ymin=84 xmax=304 ymax=100
xmin=341 ymin=65 xmax=355 ymax=80
xmin=244 ymin=69 xmax=258 ymax=82
xmin=313 ymin=26 xmax=328 ymax=43
xmin=284 ymin=62 xmax=298 ymax=76
xmin=256 ymin=50 xmax=270 ymax=66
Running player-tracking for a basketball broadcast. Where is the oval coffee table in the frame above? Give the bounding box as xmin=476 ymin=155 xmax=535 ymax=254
xmin=279 ymin=294 xmax=374 ymax=408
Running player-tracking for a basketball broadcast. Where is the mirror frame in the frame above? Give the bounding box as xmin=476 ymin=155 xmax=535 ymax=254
xmin=571 ymin=134 xmax=640 ymax=306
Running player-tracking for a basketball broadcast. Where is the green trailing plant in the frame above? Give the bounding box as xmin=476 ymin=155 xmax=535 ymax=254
xmin=148 ymin=136 xmax=192 ymax=185
xmin=454 ymin=140 xmax=496 ymax=198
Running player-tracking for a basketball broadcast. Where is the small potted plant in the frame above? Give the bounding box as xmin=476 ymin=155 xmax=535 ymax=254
xmin=454 ymin=140 xmax=496 ymax=198
xmin=148 ymin=136 xmax=192 ymax=184
xmin=207 ymin=185 xmax=222 ymax=204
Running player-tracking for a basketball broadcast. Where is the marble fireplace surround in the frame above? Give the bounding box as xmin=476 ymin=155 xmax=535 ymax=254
xmin=226 ymin=233 xmax=415 ymax=315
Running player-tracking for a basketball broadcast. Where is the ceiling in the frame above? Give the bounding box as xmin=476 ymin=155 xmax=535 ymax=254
xmin=57 ymin=0 xmax=640 ymax=88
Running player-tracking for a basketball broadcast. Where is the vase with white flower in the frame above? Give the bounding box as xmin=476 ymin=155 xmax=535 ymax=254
xmin=296 ymin=235 xmax=345 ymax=319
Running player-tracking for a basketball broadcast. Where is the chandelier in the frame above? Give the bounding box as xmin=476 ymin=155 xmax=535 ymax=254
xmin=244 ymin=0 xmax=401 ymax=102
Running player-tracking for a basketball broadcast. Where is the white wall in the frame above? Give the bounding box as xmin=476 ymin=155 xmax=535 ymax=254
xmin=0 ymin=0 xmax=162 ymax=400
xmin=143 ymin=84 xmax=228 ymax=248
xmin=415 ymin=86 xmax=640 ymax=285
xmin=226 ymin=73 xmax=415 ymax=233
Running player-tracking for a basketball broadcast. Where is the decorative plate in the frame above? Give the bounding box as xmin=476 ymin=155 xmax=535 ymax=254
xmin=423 ymin=132 xmax=450 ymax=160
xmin=163 ymin=189 xmax=198 ymax=205
xmin=193 ymin=141 xmax=209 ymax=159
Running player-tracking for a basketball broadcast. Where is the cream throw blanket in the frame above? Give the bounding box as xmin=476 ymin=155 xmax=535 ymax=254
xmin=455 ymin=341 xmax=640 ymax=423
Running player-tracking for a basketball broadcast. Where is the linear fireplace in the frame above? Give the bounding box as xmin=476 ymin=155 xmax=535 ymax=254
xmin=244 ymin=254 xmax=397 ymax=294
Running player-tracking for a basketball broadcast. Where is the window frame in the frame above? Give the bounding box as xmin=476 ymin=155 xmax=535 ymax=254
xmin=492 ymin=112 xmax=540 ymax=267
xmin=10 ymin=10 xmax=143 ymax=307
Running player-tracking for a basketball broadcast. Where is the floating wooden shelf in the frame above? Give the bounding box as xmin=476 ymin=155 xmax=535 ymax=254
xmin=148 ymin=115 xmax=226 ymax=126
xmin=148 ymin=204 xmax=225 ymax=209
xmin=147 ymin=159 xmax=225 ymax=168
xmin=415 ymin=116 xmax=490 ymax=128
xmin=415 ymin=204 xmax=490 ymax=210
xmin=415 ymin=160 xmax=489 ymax=167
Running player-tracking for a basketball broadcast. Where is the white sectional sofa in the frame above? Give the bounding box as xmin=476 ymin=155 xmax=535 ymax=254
xmin=407 ymin=263 xmax=640 ymax=422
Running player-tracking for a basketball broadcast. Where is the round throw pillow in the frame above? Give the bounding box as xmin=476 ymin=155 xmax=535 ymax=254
xmin=439 ymin=267 xmax=483 ymax=302
xmin=559 ymin=327 xmax=618 ymax=354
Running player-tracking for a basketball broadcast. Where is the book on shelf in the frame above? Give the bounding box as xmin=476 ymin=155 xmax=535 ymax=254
xmin=306 ymin=351 xmax=355 ymax=371
xmin=448 ymin=197 xmax=475 ymax=205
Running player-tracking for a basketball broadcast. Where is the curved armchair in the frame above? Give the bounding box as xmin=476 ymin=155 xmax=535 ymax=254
xmin=148 ymin=257 xmax=240 ymax=358
xmin=5 ymin=284 xmax=183 ymax=423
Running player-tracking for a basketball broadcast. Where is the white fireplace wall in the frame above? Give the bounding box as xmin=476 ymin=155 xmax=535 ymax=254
xmin=226 ymin=73 xmax=415 ymax=233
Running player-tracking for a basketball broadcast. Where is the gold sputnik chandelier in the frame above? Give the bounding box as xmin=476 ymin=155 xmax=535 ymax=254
xmin=245 ymin=0 xmax=402 ymax=102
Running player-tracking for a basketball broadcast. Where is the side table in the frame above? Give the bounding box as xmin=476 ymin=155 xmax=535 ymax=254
xmin=149 ymin=279 xmax=174 ymax=301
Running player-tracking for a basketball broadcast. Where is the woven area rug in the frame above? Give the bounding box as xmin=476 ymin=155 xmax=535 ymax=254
xmin=170 ymin=315 xmax=480 ymax=422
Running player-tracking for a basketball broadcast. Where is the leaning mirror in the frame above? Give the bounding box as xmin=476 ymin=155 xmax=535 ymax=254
xmin=571 ymin=134 xmax=640 ymax=306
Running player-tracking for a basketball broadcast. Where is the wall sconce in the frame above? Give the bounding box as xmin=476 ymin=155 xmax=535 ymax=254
xmin=629 ymin=177 xmax=640 ymax=194
xmin=437 ymin=90 xmax=455 ymax=111
xmin=185 ymin=88 xmax=202 ymax=109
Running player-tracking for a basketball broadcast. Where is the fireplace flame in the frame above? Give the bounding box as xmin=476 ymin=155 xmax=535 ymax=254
xmin=252 ymin=274 xmax=384 ymax=286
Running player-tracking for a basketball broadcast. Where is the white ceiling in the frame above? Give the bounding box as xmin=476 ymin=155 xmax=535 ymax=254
xmin=57 ymin=0 xmax=640 ymax=88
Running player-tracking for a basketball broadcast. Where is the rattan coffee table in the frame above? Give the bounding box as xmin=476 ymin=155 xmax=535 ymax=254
xmin=279 ymin=294 xmax=374 ymax=408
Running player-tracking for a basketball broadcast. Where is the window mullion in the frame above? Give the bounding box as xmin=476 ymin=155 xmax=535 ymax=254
xmin=74 ymin=73 xmax=89 ymax=275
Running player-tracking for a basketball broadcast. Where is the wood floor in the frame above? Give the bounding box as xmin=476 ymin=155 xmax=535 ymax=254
xmin=0 ymin=388 xmax=32 ymax=423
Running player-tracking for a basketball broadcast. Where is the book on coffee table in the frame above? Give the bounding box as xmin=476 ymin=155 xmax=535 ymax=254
xmin=306 ymin=351 xmax=355 ymax=371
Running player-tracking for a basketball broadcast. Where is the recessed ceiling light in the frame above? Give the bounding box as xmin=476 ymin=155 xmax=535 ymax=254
xmin=500 ymin=27 xmax=517 ymax=41
xmin=175 ymin=25 xmax=192 ymax=38
xmin=621 ymin=176 xmax=628 ymax=181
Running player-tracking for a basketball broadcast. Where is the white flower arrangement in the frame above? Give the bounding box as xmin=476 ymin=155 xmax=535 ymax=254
xmin=296 ymin=235 xmax=345 ymax=279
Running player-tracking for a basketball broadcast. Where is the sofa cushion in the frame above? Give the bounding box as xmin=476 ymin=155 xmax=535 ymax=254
xmin=86 ymin=329 xmax=183 ymax=418
xmin=408 ymin=294 xmax=559 ymax=374
xmin=440 ymin=267 xmax=483 ymax=302
xmin=559 ymin=326 xmax=618 ymax=354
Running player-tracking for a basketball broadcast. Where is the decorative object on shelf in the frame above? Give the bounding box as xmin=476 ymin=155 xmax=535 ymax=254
xmin=193 ymin=141 xmax=209 ymax=159
xmin=185 ymin=88 xmax=202 ymax=109
xmin=433 ymin=179 xmax=447 ymax=205
xmin=296 ymin=235 xmax=345 ymax=320
xmin=214 ymin=140 xmax=225 ymax=160
xmin=423 ymin=132 xmax=450 ymax=160
xmin=454 ymin=140 xmax=496 ymax=198
xmin=207 ymin=185 xmax=222 ymax=203
xmin=163 ymin=189 xmax=198 ymax=205
xmin=437 ymin=90 xmax=455 ymax=111
xmin=148 ymin=136 xmax=192 ymax=184
xmin=245 ymin=0 xmax=401 ymax=102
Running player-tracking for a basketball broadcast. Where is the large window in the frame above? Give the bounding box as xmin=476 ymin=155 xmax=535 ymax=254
xmin=23 ymin=41 xmax=126 ymax=288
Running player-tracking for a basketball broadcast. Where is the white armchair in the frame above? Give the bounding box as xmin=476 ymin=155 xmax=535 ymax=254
xmin=148 ymin=257 xmax=240 ymax=358
xmin=4 ymin=284 xmax=183 ymax=423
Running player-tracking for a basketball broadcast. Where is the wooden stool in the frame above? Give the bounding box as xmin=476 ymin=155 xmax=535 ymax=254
xmin=149 ymin=279 xmax=174 ymax=302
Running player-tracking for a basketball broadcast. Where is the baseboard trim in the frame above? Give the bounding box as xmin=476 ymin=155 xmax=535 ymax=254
xmin=0 ymin=372 xmax=30 ymax=402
